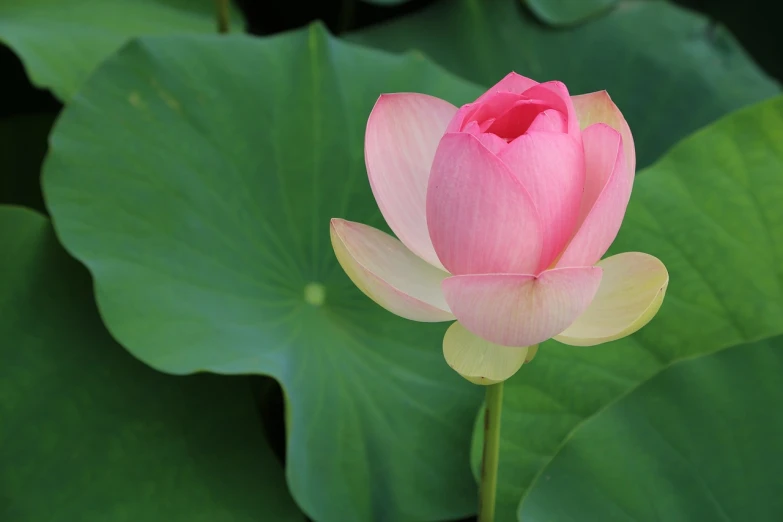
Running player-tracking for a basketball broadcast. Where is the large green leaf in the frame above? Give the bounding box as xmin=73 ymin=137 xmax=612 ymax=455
xmin=470 ymin=96 xmax=783 ymax=520
xmin=349 ymin=0 xmax=779 ymax=169
xmin=524 ymin=0 xmax=616 ymax=26
xmin=522 ymin=335 xmax=783 ymax=521
xmin=0 ymin=205 xmax=304 ymax=521
xmin=0 ymin=0 xmax=244 ymax=101
xmin=42 ymin=26 xmax=486 ymax=522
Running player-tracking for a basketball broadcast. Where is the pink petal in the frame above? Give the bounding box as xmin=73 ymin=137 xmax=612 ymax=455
xmin=523 ymin=81 xmax=580 ymax=139
xmin=575 ymin=124 xmax=621 ymax=223
xmin=557 ymin=123 xmax=631 ymax=267
xmin=555 ymin=252 xmax=669 ymax=346
xmin=463 ymin=121 xmax=507 ymax=155
xmin=478 ymin=118 xmax=496 ymax=132
xmin=498 ymin=132 xmax=584 ymax=271
xmin=469 ymin=92 xmax=526 ymax=125
xmin=330 ymin=218 xmax=454 ymax=322
xmin=571 ymin=90 xmax=635 ymax=175
xmin=475 ymin=133 xmax=508 ymax=155
xmin=442 ymin=322 xmax=530 ymax=385
xmin=484 ymin=100 xmax=551 ymax=140
xmin=426 ymin=133 xmax=543 ymax=275
xmin=462 ymin=121 xmax=480 ymax=134
xmin=446 ymin=92 xmax=524 ymax=134
xmin=527 ymin=109 xmax=567 ymax=133
xmin=446 ymin=104 xmax=476 ymax=134
xmin=475 ymin=72 xmax=539 ymax=103
xmin=442 ymin=267 xmax=603 ymax=347
xmin=365 ymin=93 xmax=457 ymax=270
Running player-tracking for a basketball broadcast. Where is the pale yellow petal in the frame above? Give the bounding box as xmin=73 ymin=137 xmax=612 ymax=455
xmin=443 ymin=322 xmax=530 ymax=385
xmin=331 ymin=218 xmax=454 ymax=322
xmin=554 ymin=252 xmax=668 ymax=346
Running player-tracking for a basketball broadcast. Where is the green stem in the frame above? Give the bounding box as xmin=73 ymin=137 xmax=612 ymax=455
xmin=214 ymin=0 xmax=230 ymax=34
xmin=478 ymin=381 xmax=504 ymax=522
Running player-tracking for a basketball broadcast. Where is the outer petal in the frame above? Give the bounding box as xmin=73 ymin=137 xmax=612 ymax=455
xmin=365 ymin=93 xmax=457 ymax=270
xmin=475 ymin=72 xmax=539 ymax=103
xmin=523 ymin=81 xmax=580 ymax=139
xmin=555 ymin=252 xmax=669 ymax=346
xmin=443 ymin=322 xmax=529 ymax=385
xmin=442 ymin=267 xmax=603 ymax=347
xmin=571 ymin=90 xmax=635 ymax=175
xmin=557 ymin=123 xmax=631 ymax=267
xmin=330 ymin=219 xmax=454 ymax=322
xmin=498 ymin=132 xmax=584 ymax=271
xmin=426 ymin=133 xmax=543 ymax=275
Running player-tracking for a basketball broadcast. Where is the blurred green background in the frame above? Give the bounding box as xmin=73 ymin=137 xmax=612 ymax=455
xmin=2 ymin=1 xmax=782 ymax=521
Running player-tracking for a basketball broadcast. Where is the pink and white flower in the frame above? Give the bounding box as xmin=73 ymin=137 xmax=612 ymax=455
xmin=331 ymin=72 xmax=668 ymax=384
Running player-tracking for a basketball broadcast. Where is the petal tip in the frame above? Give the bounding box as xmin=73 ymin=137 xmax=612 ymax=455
xmin=330 ymin=217 xmax=354 ymax=239
xmin=589 ymin=121 xmax=621 ymax=138
xmin=548 ymin=80 xmax=568 ymax=91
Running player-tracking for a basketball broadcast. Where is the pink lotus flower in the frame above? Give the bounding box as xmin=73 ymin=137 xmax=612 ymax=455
xmin=331 ymin=73 xmax=669 ymax=384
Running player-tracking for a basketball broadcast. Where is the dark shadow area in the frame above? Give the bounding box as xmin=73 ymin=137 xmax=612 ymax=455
xmin=236 ymin=0 xmax=439 ymax=35
xmin=675 ymin=0 xmax=782 ymax=81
